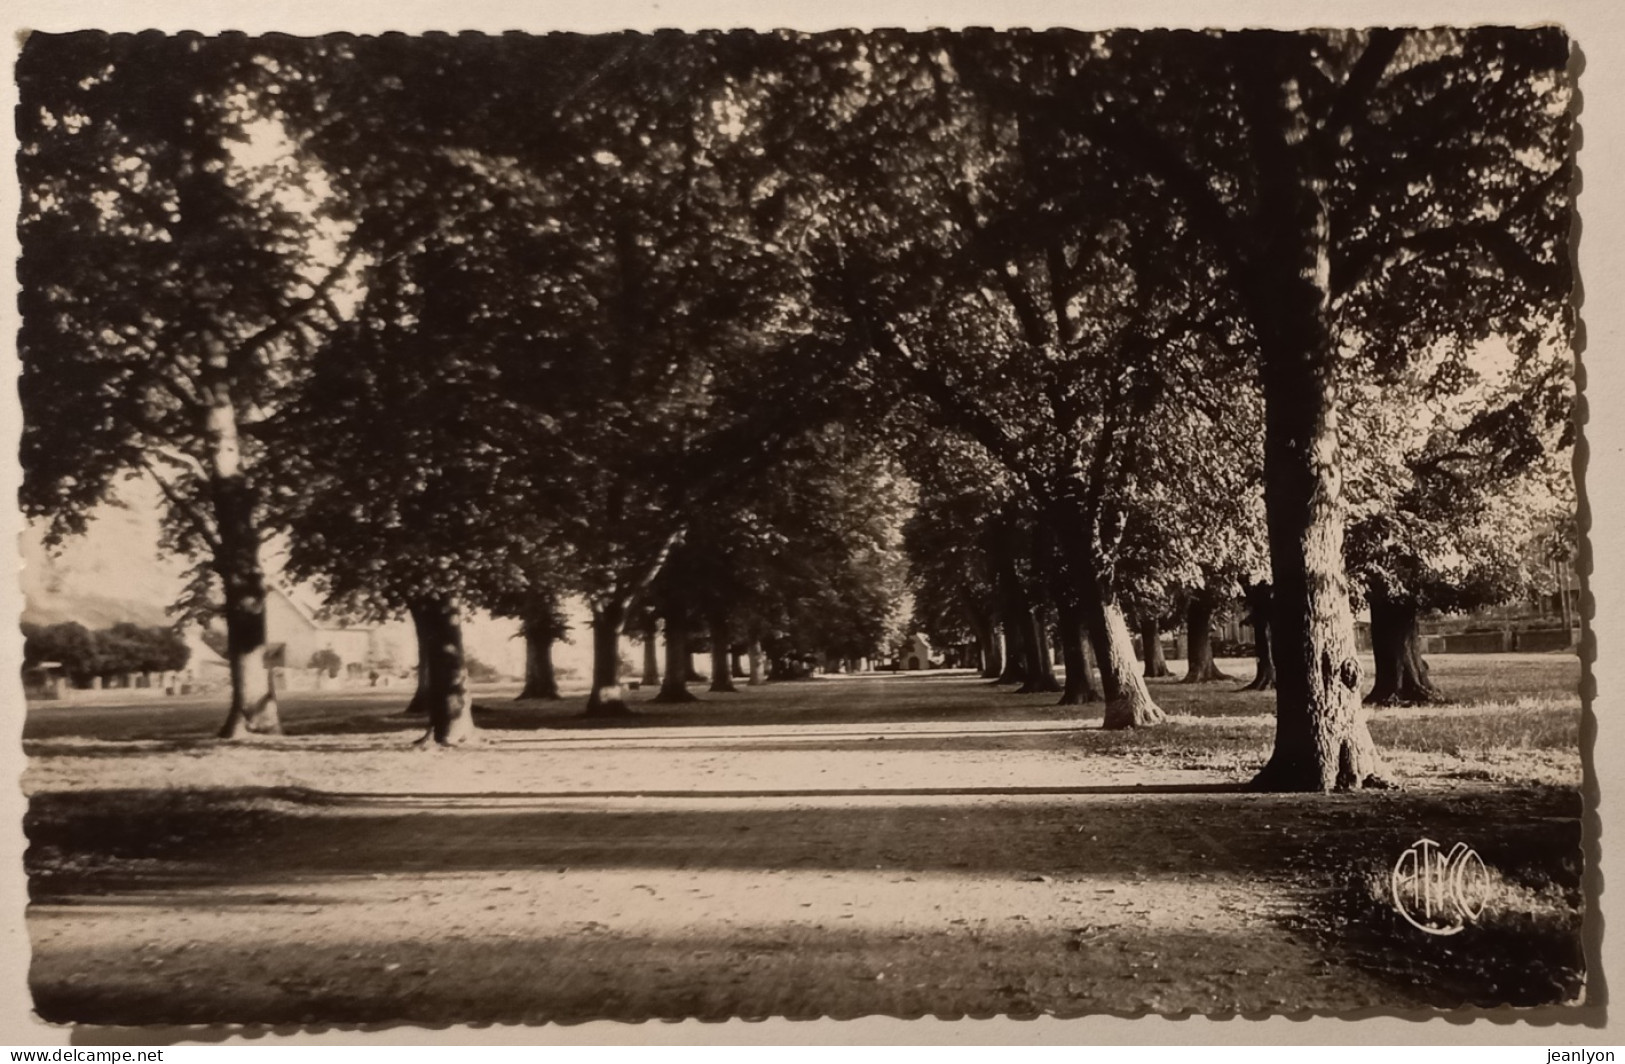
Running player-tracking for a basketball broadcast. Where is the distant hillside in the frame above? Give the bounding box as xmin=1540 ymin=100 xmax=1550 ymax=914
xmin=18 ymin=487 xmax=530 ymax=676
xmin=20 ymin=591 xmax=172 ymax=630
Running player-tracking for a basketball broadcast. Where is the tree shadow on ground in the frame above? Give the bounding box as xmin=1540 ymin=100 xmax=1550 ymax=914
xmin=26 ymin=782 xmax=1585 ymax=1015
xmin=27 ymin=922 xmax=1407 ymax=1025
xmin=599 ymin=732 xmax=1095 ymax=756
xmin=27 ymin=783 xmax=1579 ymax=896
xmin=473 ymin=699 xmax=1085 ymax=733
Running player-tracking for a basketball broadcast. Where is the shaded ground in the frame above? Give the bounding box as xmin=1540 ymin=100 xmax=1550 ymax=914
xmin=23 ymin=657 xmax=1586 ymax=1024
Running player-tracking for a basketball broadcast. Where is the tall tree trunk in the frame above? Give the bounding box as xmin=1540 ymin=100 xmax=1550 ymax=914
xmin=1253 ymin=356 xmax=1380 ymax=789
xmin=989 ymin=525 xmax=1030 ymax=685
xmin=972 ymin=621 xmax=993 ymax=677
xmin=1139 ymin=615 xmax=1171 ymax=678
xmin=1557 ymin=560 xmax=1573 ymax=634
xmin=1365 ymin=596 xmax=1443 ymax=706
xmin=640 ymin=621 xmax=661 ymax=687
xmin=968 ymin=607 xmax=1001 ymax=680
xmin=708 ymin=612 xmax=737 ymax=693
xmin=402 ymin=657 xmax=430 ymax=716
xmin=585 ymin=600 xmax=631 ymax=716
xmin=656 ymin=598 xmax=697 ymax=703
xmin=995 ymin=615 xmax=1026 ymax=685
xmin=1244 ymin=50 xmax=1383 ymax=791
xmin=1077 ymin=628 xmax=1103 ymax=703
xmin=217 ymin=562 xmax=279 ymax=739
xmin=517 ymin=611 xmax=560 ymax=701
xmin=747 ymin=639 xmax=767 ymax=686
xmin=1082 ymin=593 xmax=1167 ymax=729
xmin=206 ymin=392 xmax=280 ymax=739
xmin=1048 ymin=495 xmax=1163 ymax=728
xmin=731 ymin=649 xmax=748 ymax=678
xmin=408 ymin=596 xmax=476 ymax=745
xmin=1182 ymin=595 xmax=1233 ymax=683
xmin=1018 ymin=525 xmax=1064 ymax=694
xmin=1017 ymin=606 xmax=1062 ymax=693
xmin=1056 ymin=600 xmax=1101 ymax=705
xmin=1242 ymin=581 xmax=1276 ymax=691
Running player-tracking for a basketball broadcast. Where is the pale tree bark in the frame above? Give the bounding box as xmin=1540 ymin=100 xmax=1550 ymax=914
xmin=747 ymin=638 xmax=767 ymax=686
xmin=1242 ymin=44 xmax=1384 ymax=790
xmin=408 ymin=596 xmax=477 ymax=745
xmin=984 ymin=625 xmax=1006 ymax=679
xmin=1252 ymin=358 xmax=1381 ymax=789
xmin=205 ymin=373 xmax=280 ymax=739
xmin=990 ymin=526 xmax=1029 ymax=685
xmin=1049 ymin=498 xmax=1163 ymax=728
xmin=1139 ymin=615 xmax=1171 ymax=679
xmin=582 ymin=530 xmax=682 ymax=717
xmin=1084 ymin=594 xmax=1167 ymax=729
xmin=1080 ymin=633 xmax=1102 ymax=701
xmin=981 ymin=625 xmax=1004 ymax=679
xmin=995 ymin=614 xmax=1026 ymax=685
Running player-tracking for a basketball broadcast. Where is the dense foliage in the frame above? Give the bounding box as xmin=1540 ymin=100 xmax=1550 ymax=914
xmin=22 ymin=622 xmax=190 ymax=686
xmin=18 ymin=29 xmax=1575 ymax=783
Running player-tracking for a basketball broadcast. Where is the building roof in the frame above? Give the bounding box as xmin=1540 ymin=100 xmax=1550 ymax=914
xmin=268 ymin=583 xmax=378 ymax=634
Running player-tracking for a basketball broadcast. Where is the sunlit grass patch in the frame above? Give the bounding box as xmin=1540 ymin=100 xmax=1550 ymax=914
xmin=1421 ymin=654 xmax=1582 ymax=707
xmin=1074 ymin=688 xmax=1579 ymax=786
xmin=1367 ymin=698 xmax=1578 ymax=757
xmin=1065 ymin=717 xmax=1271 ymax=779
xmin=1332 ymin=850 xmax=1585 ymax=1006
xmin=1357 ymin=859 xmax=1578 ymax=934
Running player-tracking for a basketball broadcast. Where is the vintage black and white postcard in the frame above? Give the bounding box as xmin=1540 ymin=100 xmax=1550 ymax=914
xmin=3 ymin=0 xmax=1620 ymax=1045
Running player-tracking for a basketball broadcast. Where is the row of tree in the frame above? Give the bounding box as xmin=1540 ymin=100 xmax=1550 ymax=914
xmin=906 ymin=430 xmax=1572 ymax=714
xmin=19 ymin=28 xmax=1575 ymax=789
xmin=21 ymin=622 xmax=191 ymax=687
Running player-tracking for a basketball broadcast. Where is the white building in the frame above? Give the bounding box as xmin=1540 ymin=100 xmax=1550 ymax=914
xmin=263 ymin=585 xmax=396 ymax=685
xmin=901 ymin=632 xmax=934 ymax=670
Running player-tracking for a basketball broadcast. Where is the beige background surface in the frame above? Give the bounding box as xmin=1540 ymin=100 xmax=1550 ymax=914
xmin=1 ymin=0 xmax=1619 ymax=1045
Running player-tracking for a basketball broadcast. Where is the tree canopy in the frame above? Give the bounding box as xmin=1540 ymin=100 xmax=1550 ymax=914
xmin=17 ymin=28 xmax=1576 ymax=785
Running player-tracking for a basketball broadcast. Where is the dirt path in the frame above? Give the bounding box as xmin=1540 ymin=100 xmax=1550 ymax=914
xmin=23 ymin=672 xmax=1585 ymax=1024
xmin=25 ymin=718 xmax=1229 ymax=797
xmin=29 ymin=866 xmax=1388 ymax=1023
